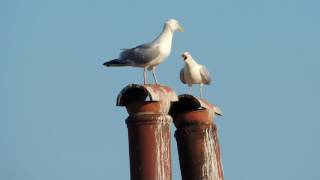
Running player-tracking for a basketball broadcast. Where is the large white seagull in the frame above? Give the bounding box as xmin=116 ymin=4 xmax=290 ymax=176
xmin=103 ymin=19 xmax=184 ymax=84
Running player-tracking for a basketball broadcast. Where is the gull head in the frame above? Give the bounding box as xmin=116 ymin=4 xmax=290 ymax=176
xmin=181 ymin=52 xmax=191 ymax=61
xmin=166 ymin=19 xmax=184 ymax=32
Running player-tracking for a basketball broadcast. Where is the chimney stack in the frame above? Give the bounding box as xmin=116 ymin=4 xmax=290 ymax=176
xmin=170 ymin=94 xmax=224 ymax=180
xmin=117 ymin=84 xmax=178 ymax=180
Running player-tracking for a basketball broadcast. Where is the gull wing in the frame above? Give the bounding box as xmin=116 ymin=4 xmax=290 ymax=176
xmin=119 ymin=42 xmax=160 ymax=66
xmin=199 ymin=65 xmax=211 ymax=84
xmin=180 ymin=68 xmax=186 ymax=84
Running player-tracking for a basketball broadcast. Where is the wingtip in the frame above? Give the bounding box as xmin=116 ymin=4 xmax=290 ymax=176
xmin=102 ymin=62 xmax=110 ymax=67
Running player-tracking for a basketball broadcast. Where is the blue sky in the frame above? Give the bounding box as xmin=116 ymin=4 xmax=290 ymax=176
xmin=1 ymin=0 xmax=320 ymax=179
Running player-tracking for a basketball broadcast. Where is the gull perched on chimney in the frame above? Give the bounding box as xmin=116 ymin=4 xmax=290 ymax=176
xmin=180 ymin=52 xmax=212 ymax=98
xmin=103 ymin=19 xmax=184 ymax=84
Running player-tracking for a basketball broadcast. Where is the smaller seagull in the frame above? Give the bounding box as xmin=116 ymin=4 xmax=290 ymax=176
xmin=180 ymin=52 xmax=211 ymax=98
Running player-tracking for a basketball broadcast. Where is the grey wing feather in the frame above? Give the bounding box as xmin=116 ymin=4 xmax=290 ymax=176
xmin=200 ymin=65 xmax=211 ymax=84
xmin=119 ymin=42 xmax=160 ymax=65
xmin=180 ymin=68 xmax=186 ymax=84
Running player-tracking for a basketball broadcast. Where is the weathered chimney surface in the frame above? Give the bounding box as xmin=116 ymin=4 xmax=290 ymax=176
xmin=117 ymin=84 xmax=178 ymax=180
xmin=170 ymin=94 xmax=224 ymax=180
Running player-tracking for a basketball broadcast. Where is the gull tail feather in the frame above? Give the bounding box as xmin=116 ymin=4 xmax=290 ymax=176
xmin=103 ymin=59 xmax=129 ymax=67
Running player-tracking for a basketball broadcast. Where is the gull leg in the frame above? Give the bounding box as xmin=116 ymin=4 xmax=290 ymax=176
xmin=200 ymin=84 xmax=204 ymax=98
xmin=152 ymin=66 xmax=159 ymax=84
xmin=188 ymin=85 xmax=192 ymax=94
xmin=143 ymin=67 xmax=147 ymax=85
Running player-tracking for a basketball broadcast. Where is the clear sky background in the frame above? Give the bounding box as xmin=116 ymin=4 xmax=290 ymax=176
xmin=1 ymin=0 xmax=320 ymax=179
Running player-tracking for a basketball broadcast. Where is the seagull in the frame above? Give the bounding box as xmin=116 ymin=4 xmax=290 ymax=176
xmin=180 ymin=52 xmax=212 ymax=98
xmin=103 ymin=19 xmax=184 ymax=84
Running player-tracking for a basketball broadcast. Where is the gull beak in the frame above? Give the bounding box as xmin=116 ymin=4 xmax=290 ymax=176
xmin=181 ymin=54 xmax=187 ymax=61
xmin=177 ymin=24 xmax=184 ymax=32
